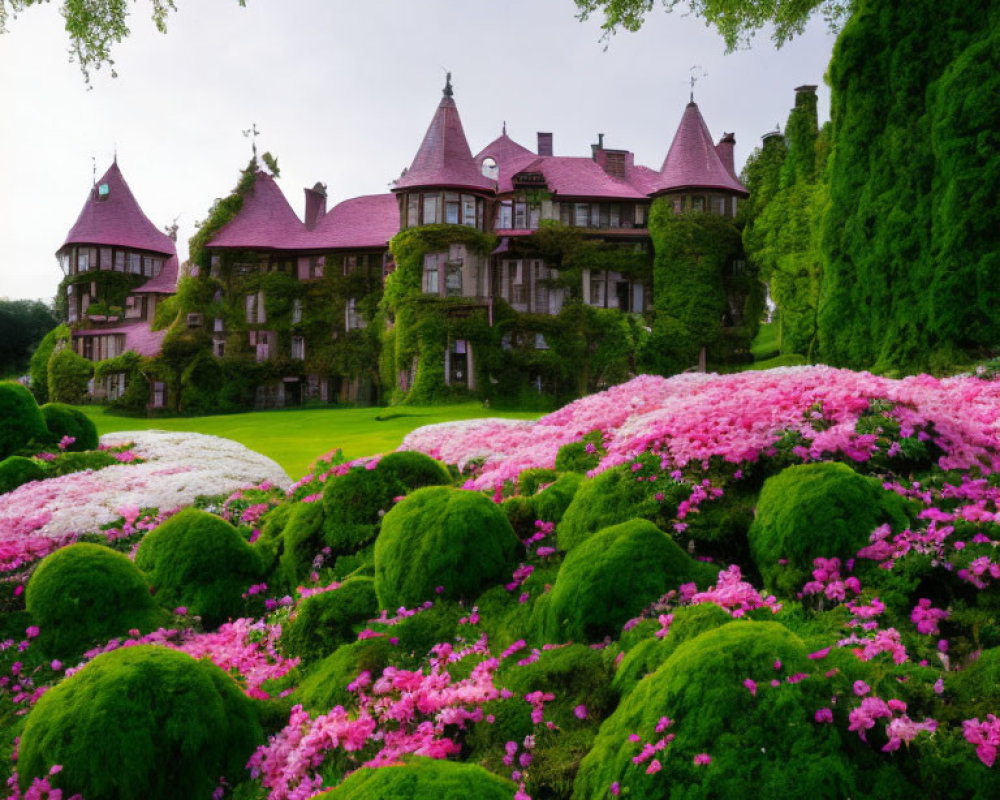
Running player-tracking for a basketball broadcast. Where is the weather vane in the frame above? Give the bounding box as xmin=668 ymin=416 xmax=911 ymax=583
xmin=243 ymin=123 xmax=260 ymax=159
xmin=689 ymin=65 xmax=708 ymax=103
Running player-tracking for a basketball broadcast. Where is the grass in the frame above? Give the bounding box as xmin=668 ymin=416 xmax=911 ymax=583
xmin=80 ymin=404 xmax=540 ymax=482
xmin=742 ymin=323 xmax=808 ymax=371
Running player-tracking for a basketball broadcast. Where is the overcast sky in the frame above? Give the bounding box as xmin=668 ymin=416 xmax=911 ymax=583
xmin=0 ymin=0 xmax=837 ymax=302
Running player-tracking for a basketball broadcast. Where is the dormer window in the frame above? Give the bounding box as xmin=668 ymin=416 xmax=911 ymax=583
xmin=97 ymin=183 xmax=110 ymax=200
xmin=481 ymin=157 xmax=498 ymax=180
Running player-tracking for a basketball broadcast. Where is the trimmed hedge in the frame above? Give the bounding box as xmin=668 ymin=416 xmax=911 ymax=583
xmin=18 ymin=645 xmax=262 ymax=800
xmin=47 ymin=346 xmax=93 ymax=405
xmin=40 ymin=402 xmax=98 ymax=451
xmin=534 ymin=471 xmax=584 ymax=523
xmin=0 ymin=381 xmax=48 ymax=459
xmin=536 ymin=519 xmax=717 ymax=643
xmin=0 ymin=456 xmax=46 ymax=494
xmin=748 ymin=462 xmax=909 ymax=597
xmin=25 ymin=543 xmax=166 ymax=659
xmin=376 ymin=451 xmax=452 ymax=491
xmin=374 ymin=486 xmax=521 ymax=609
xmin=281 ymin=576 xmax=378 ymax=664
xmin=135 ymin=508 xmax=265 ymax=626
xmin=314 ymin=757 xmax=515 ymax=800
xmin=322 ymin=465 xmax=407 ymax=554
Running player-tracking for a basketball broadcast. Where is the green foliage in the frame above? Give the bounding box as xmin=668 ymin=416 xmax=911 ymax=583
xmin=375 ymin=451 xmax=452 ymax=491
xmin=533 ymin=471 xmax=584 ymax=523
xmin=28 ymin=324 xmax=69 ymax=404
xmin=281 ymin=577 xmax=378 ymax=664
xmin=554 ymin=430 xmax=603 ymax=473
xmin=94 ymin=351 xmax=150 ymax=413
xmin=135 ymin=508 xmax=265 ymax=626
xmin=0 ymin=455 xmax=45 ymax=494
xmin=0 ymin=380 xmax=48 ymax=458
xmin=574 ymin=621 xmax=872 ymax=800
xmin=536 ymin=519 xmax=717 ymax=642
xmin=188 ymin=161 xmax=256 ymax=270
xmin=0 ymin=300 xmax=58 ymax=379
xmin=374 ymin=486 xmax=521 ymax=609
xmin=748 ymin=462 xmax=908 ymax=597
xmin=271 ymin=500 xmax=325 ymax=589
xmin=47 ymin=346 xmax=93 ymax=405
xmin=313 ymin=757 xmax=515 ymax=800
xmin=45 ymin=449 xmax=118 ymax=476
xmin=25 ymin=543 xmax=166 ymax=659
xmin=516 ymin=467 xmax=559 ymax=496
xmin=322 ymin=465 xmax=406 ymax=554
xmin=39 ymin=402 xmax=98 ymax=450
xmin=295 ymin=637 xmax=395 ymax=713
xmin=18 ymin=645 xmax=262 ymax=800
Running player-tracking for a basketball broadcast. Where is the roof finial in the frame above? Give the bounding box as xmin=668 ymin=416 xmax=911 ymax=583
xmin=443 ymin=71 xmax=453 ymax=97
xmin=91 ymin=156 xmax=96 ymax=186
xmin=502 ymin=120 xmax=507 ymax=135
xmin=113 ymin=142 xmax=117 ymax=165
xmin=243 ymin=122 xmax=260 ymax=163
xmin=689 ymin=65 xmax=707 ymax=103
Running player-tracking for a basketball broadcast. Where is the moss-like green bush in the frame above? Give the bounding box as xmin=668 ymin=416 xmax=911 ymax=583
xmin=25 ymin=543 xmax=166 ymax=659
xmin=322 ymin=465 xmax=406 ymax=553
xmin=554 ymin=439 xmax=601 ymax=474
xmin=47 ymin=450 xmax=118 ymax=476
xmin=517 ymin=467 xmax=559 ymax=495
xmin=135 ymin=508 xmax=265 ymax=626
xmin=536 ymin=519 xmax=717 ymax=643
xmin=314 ymin=757 xmax=515 ymax=800
xmin=0 ymin=456 xmax=45 ymax=494
xmin=377 ymin=451 xmax=452 ymax=490
xmin=273 ymin=500 xmax=325 ymax=589
xmin=383 ymin=602 xmax=463 ymax=660
xmin=28 ymin=324 xmax=69 ymax=404
xmin=282 ymin=576 xmax=378 ymax=664
xmin=296 ymin=637 xmax=396 ymax=713
xmin=534 ymin=471 xmax=584 ymax=523
xmin=749 ymin=462 xmax=909 ymax=597
xmin=18 ymin=645 xmax=262 ymax=800
xmin=39 ymin=402 xmax=98 ymax=451
xmin=574 ymin=621 xmax=885 ymax=800
xmin=0 ymin=381 xmax=48 ymax=459
xmin=47 ymin=346 xmax=93 ymax=405
xmin=374 ymin=486 xmax=520 ymax=609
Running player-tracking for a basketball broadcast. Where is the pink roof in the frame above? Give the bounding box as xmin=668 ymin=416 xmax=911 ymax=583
xmin=72 ymin=323 xmax=167 ymax=357
xmin=132 ymin=255 xmax=179 ymax=294
xmin=394 ymin=81 xmax=495 ymax=193
xmin=654 ymin=102 xmax=748 ymax=196
xmin=309 ymin=194 xmax=399 ymax=250
xmin=523 ymin=156 xmax=647 ymax=200
xmin=474 ymin=131 xmax=535 ymax=166
xmin=206 ymin=171 xmax=307 ymax=249
xmin=61 ymin=161 xmax=176 ymax=256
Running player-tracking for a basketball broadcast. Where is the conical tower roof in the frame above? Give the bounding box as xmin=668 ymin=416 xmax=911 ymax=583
xmin=207 ymin=170 xmax=307 ymax=250
xmin=394 ymin=76 xmax=495 ymax=193
xmin=61 ymin=161 xmax=176 ymax=255
xmin=653 ymin=102 xmax=748 ymax=196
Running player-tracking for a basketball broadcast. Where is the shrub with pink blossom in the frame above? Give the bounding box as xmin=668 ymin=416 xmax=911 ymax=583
xmin=310 ymin=757 xmax=515 ymax=800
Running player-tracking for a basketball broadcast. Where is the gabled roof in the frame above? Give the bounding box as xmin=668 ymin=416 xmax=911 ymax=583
xmin=517 ymin=156 xmax=647 ymax=200
xmin=474 ymin=130 xmax=534 ymax=166
xmin=207 ymin=171 xmax=308 ymax=250
xmin=394 ymin=78 xmax=496 ymax=193
xmin=654 ymin=102 xmax=748 ymax=196
xmin=61 ymin=161 xmax=176 ymax=256
xmin=309 ymin=194 xmax=399 ymax=250
xmin=132 ymin=255 xmax=179 ymax=294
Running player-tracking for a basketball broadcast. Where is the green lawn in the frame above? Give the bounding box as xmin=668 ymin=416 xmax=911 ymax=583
xmin=81 ymin=404 xmax=539 ymax=481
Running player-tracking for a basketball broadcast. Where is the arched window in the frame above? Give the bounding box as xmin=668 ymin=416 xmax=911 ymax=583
xmin=481 ymin=157 xmax=498 ymax=180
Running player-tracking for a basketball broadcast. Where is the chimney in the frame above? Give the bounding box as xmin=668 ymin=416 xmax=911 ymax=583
xmin=304 ymin=182 xmax=327 ymax=230
xmin=537 ymin=132 xmax=553 ymax=157
xmin=715 ymin=132 xmax=737 ymax=180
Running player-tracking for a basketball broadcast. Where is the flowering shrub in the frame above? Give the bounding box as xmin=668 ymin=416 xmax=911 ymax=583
xmin=38 ymin=404 xmax=97 ymax=452
xmin=281 ymin=576 xmax=378 ymax=664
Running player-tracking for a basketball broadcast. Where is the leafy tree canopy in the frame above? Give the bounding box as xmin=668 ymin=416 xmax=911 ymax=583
xmin=574 ymin=0 xmax=854 ymax=49
xmin=0 ymin=0 xmax=245 ymax=82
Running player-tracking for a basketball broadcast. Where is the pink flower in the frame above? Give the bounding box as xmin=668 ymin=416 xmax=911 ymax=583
xmin=610 ymin=782 xmax=621 ymax=796
xmin=646 ymin=759 xmax=662 ymax=774
xmin=693 ymin=753 xmax=711 ymax=766
xmin=853 ymin=680 xmax=870 ymax=697
xmin=574 ymin=704 xmax=588 ymax=720
xmin=24 ymin=626 xmax=39 ymax=639
xmin=815 ymin=708 xmax=834 ymax=724
xmin=744 ymin=678 xmax=757 ymax=696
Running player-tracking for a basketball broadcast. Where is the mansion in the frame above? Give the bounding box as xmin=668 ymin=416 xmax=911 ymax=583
xmin=57 ymin=76 xmax=759 ymax=410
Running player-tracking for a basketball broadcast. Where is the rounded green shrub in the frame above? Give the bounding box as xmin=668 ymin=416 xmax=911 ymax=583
xmin=39 ymin=402 xmax=98 ymax=451
xmin=533 ymin=471 xmax=584 ymax=523
xmin=48 ymin=449 xmax=118 ymax=476
xmin=554 ymin=433 xmax=603 ymax=473
xmin=0 ymin=455 xmax=46 ymax=494
xmin=574 ymin=621 xmax=879 ymax=800
xmin=374 ymin=486 xmax=520 ymax=609
xmin=314 ymin=757 xmax=514 ymax=800
xmin=282 ymin=576 xmax=378 ymax=664
xmin=322 ymin=465 xmax=406 ymax=553
xmin=385 ymin=601 xmax=463 ymax=659
xmin=296 ymin=637 xmax=395 ymax=713
xmin=47 ymin=346 xmax=93 ymax=405
xmin=18 ymin=645 xmax=262 ymax=800
xmin=377 ymin=451 xmax=452 ymax=490
xmin=749 ymin=462 xmax=909 ymax=597
xmin=273 ymin=500 xmax=325 ymax=588
xmin=517 ymin=467 xmax=559 ymax=496
xmin=0 ymin=381 xmax=48 ymax=459
xmin=135 ymin=508 xmax=265 ymax=626
xmin=28 ymin=324 xmax=69 ymax=404
xmin=25 ymin=543 xmax=166 ymax=659
xmin=536 ymin=519 xmax=717 ymax=643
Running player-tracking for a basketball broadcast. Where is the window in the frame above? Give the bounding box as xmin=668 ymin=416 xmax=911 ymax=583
xmin=245 ymin=293 xmax=265 ymax=324
xmin=529 ymin=206 xmax=540 ymax=229
xmin=514 ymin=201 xmax=527 ymax=229
xmin=713 ymin=196 xmax=727 ymax=215
xmin=446 ymin=265 xmax=463 ymax=297
xmin=481 ymin=157 xmax=498 ymax=180
xmin=574 ymin=203 xmax=589 ymax=227
xmin=498 ymin=200 xmax=513 ymax=229
xmin=535 ymin=263 xmax=549 ymax=311
xmin=142 ymin=256 xmax=154 ymax=277
xmin=114 ymin=251 xmax=125 ymax=272
xmin=78 ymin=249 xmax=90 ymax=272
xmin=407 ymin=195 xmax=420 ymax=228
xmin=344 ymin=255 xmax=358 ymax=275
xmin=445 ymin=193 xmax=460 ymax=224
xmin=153 ymin=381 xmax=167 ymax=408
xmin=635 ymin=204 xmax=646 ymax=226
xmin=423 ymin=253 xmax=443 ymax=295
xmin=129 ymin=253 xmax=141 ymax=274
xmin=345 ymin=298 xmax=366 ymax=330
xmin=535 ymin=333 xmax=549 ymax=350
xmin=214 ymin=317 xmax=224 ymax=332
xmin=152 ymin=258 xmax=163 ymax=276
xmin=422 ymin=194 xmax=440 ymax=224
xmin=292 ymin=299 xmax=303 ymax=324
xmin=591 ymin=204 xmax=601 ymax=228
xmin=590 ymin=276 xmax=605 ymax=307
xmin=672 ymin=198 xmax=682 ymax=214
xmin=692 ymin=197 xmax=705 ymax=213
xmin=291 ymin=336 xmax=305 ymax=360
xmin=511 ymin=260 xmax=526 ymax=306
xmin=214 ymin=338 xmax=225 ymax=358
xmin=462 ymin=195 xmax=476 ymax=227
xmin=100 ymin=248 xmax=112 ymax=270
xmin=255 ymin=332 xmax=270 ymax=362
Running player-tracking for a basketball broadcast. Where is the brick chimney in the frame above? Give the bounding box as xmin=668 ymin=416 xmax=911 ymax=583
xmin=537 ymin=132 xmax=553 ymax=157
xmin=304 ymin=182 xmax=327 ymax=230
xmin=715 ymin=133 xmax=737 ymax=180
